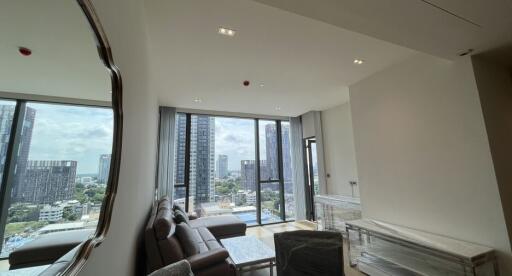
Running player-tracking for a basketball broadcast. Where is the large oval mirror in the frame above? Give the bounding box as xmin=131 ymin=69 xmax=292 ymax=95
xmin=0 ymin=0 xmax=121 ymax=274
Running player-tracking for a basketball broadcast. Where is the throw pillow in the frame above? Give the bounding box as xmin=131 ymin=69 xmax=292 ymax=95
xmin=174 ymin=209 xmax=189 ymax=224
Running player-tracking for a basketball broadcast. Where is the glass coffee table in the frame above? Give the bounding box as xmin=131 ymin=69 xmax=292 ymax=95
xmin=221 ymin=236 xmax=275 ymax=276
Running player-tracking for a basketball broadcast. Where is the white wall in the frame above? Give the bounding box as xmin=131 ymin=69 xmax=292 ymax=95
xmin=78 ymin=0 xmax=158 ymax=275
xmin=321 ymin=103 xmax=359 ymax=197
xmin=350 ymin=53 xmax=512 ymax=273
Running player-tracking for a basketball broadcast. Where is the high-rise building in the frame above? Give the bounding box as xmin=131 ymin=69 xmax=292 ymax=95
xmin=174 ymin=115 xmax=215 ymax=209
xmin=0 ymin=105 xmax=36 ymax=202
xmin=190 ymin=115 xmax=215 ymax=204
xmin=240 ymin=160 xmax=267 ymax=192
xmin=216 ymin=154 xmax=228 ymax=179
xmin=281 ymin=124 xmax=293 ymax=193
xmin=241 ymin=160 xmax=256 ymax=191
xmin=18 ymin=160 xmax=77 ymax=204
xmin=0 ymin=105 xmax=16 ymax=182
xmin=174 ymin=113 xmax=187 ymax=200
xmin=265 ymin=124 xmax=279 ymax=180
xmin=97 ymin=154 xmax=111 ymax=184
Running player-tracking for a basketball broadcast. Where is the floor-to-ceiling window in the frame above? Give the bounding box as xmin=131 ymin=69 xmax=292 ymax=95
xmin=173 ymin=113 xmax=293 ymax=226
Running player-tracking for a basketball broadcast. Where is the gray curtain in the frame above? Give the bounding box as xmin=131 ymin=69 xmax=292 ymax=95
xmin=290 ymin=116 xmax=307 ymax=220
xmin=157 ymin=106 xmax=177 ymax=200
xmin=312 ymin=111 xmax=327 ymax=195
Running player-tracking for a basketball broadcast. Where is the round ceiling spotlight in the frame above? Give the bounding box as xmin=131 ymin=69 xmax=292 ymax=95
xmin=243 ymin=80 xmax=250 ymax=87
xmin=353 ymin=59 xmax=364 ymax=65
xmin=18 ymin=47 xmax=32 ymax=56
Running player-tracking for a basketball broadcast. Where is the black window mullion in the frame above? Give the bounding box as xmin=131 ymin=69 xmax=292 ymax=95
xmin=0 ymin=101 xmax=26 ymax=253
xmin=276 ymin=121 xmax=285 ymax=221
xmin=184 ymin=113 xmax=191 ymax=212
xmin=255 ymin=119 xmax=261 ymax=225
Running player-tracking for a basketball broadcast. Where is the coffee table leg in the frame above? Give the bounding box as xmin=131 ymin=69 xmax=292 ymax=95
xmin=270 ymin=261 xmax=273 ymax=276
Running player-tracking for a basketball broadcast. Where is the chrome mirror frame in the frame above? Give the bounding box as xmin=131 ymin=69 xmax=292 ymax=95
xmin=60 ymin=0 xmax=123 ymax=274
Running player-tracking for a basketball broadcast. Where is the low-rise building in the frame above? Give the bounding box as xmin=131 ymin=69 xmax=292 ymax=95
xmin=39 ymin=205 xmax=64 ymax=222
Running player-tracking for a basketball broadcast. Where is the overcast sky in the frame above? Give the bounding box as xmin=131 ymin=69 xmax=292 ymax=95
xmin=27 ymin=103 xmax=113 ymax=174
xmin=214 ymin=117 xmax=282 ymax=171
xmin=214 ymin=117 xmax=256 ymax=171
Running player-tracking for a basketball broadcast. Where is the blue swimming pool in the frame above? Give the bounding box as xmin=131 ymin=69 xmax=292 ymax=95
xmin=234 ymin=211 xmax=281 ymax=225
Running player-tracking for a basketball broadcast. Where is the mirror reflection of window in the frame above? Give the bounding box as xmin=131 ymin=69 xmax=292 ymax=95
xmin=0 ymin=103 xmax=113 ymax=258
xmin=0 ymin=0 xmax=119 ymax=273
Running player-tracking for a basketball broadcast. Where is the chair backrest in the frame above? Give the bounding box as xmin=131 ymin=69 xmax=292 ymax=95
xmin=274 ymin=230 xmax=344 ymax=276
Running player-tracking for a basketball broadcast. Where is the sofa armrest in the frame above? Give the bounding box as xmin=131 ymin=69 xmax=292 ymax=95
xmin=186 ymin=248 xmax=229 ymax=271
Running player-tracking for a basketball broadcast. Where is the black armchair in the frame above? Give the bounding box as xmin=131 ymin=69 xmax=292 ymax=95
xmin=274 ymin=230 xmax=344 ymax=276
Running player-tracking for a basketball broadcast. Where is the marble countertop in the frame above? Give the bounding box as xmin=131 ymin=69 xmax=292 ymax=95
xmin=221 ymin=236 xmax=275 ymax=267
xmin=346 ymin=219 xmax=494 ymax=260
xmin=314 ymin=194 xmax=361 ymax=208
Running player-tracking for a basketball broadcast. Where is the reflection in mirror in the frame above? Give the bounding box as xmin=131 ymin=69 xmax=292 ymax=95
xmin=0 ymin=0 xmax=120 ymax=274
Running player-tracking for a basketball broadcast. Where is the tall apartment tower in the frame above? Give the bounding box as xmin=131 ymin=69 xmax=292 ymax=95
xmin=174 ymin=113 xmax=187 ymax=200
xmin=265 ymin=124 xmax=279 ymax=180
xmin=173 ymin=114 xmax=216 ymax=208
xmin=240 ymin=160 xmax=256 ymax=192
xmin=281 ymin=124 xmax=292 ymax=192
xmin=216 ymin=154 xmax=228 ymax=179
xmin=19 ymin=160 xmax=77 ymax=204
xmin=264 ymin=123 xmax=292 ymax=192
xmin=97 ymin=154 xmax=111 ymax=184
xmin=0 ymin=105 xmax=36 ymax=202
xmin=190 ymin=115 xmax=215 ymax=204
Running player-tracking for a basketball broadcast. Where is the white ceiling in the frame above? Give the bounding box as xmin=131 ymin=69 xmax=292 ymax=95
xmin=145 ymin=0 xmax=416 ymax=117
xmin=252 ymin=0 xmax=512 ymax=60
xmin=0 ymin=0 xmax=110 ymax=102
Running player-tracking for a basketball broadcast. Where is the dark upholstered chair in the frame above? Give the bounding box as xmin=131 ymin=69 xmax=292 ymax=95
xmin=145 ymin=197 xmax=246 ymax=276
xmin=274 ymin=230 xmax=344 ymax=276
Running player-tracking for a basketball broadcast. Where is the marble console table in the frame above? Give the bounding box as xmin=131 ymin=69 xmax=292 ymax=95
xmin=346 ymin=219 xmax=498 ymax=276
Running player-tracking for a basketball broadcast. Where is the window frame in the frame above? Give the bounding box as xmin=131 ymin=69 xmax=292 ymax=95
xmin=174 ymin=112 xmax=293 ymax=226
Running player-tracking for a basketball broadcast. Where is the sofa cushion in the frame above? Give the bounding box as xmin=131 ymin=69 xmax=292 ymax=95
xmin=173 ymin=203 xmax=186 ymax=214
xmin=174 ymin=209 xmax=189 ymax=224
xmin=196 ymin=227 xmax=222 ymax=251
xmin=176 ymin=223 xmax=200 ymax=256
xmin=154 ymin=208 xmax=175 ymax=240
xmin=188 ymin=215 xmax=246 ymax=239
xmin=9 ymin=229 xmax=93 ymax=269
xmin=158 ymin=235 xmax=185 ymax=266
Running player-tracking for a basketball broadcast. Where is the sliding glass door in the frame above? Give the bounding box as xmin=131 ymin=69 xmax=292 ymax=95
xmin=173 ymin=113 xmax=293 ymax=225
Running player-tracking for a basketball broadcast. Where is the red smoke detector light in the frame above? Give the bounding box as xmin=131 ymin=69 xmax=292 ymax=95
xmin=243 ymin=80 xmax=250 ymax=86
xmin=18 ymin=47 xmax=32 ymax=56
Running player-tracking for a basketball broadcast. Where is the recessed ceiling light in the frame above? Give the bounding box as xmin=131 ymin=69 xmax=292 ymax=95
xmin=353 ymin=59 xmax=364 ymax=65
xmin=193 ymin=97 xmax=202 ymax=103
xmin=259 ymin=84 xmax=265 ymax=87
xmin=218 ymin=27 xmax=236 ymax=37
xmin=275 ymin=106 xmax=281 ymax=111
